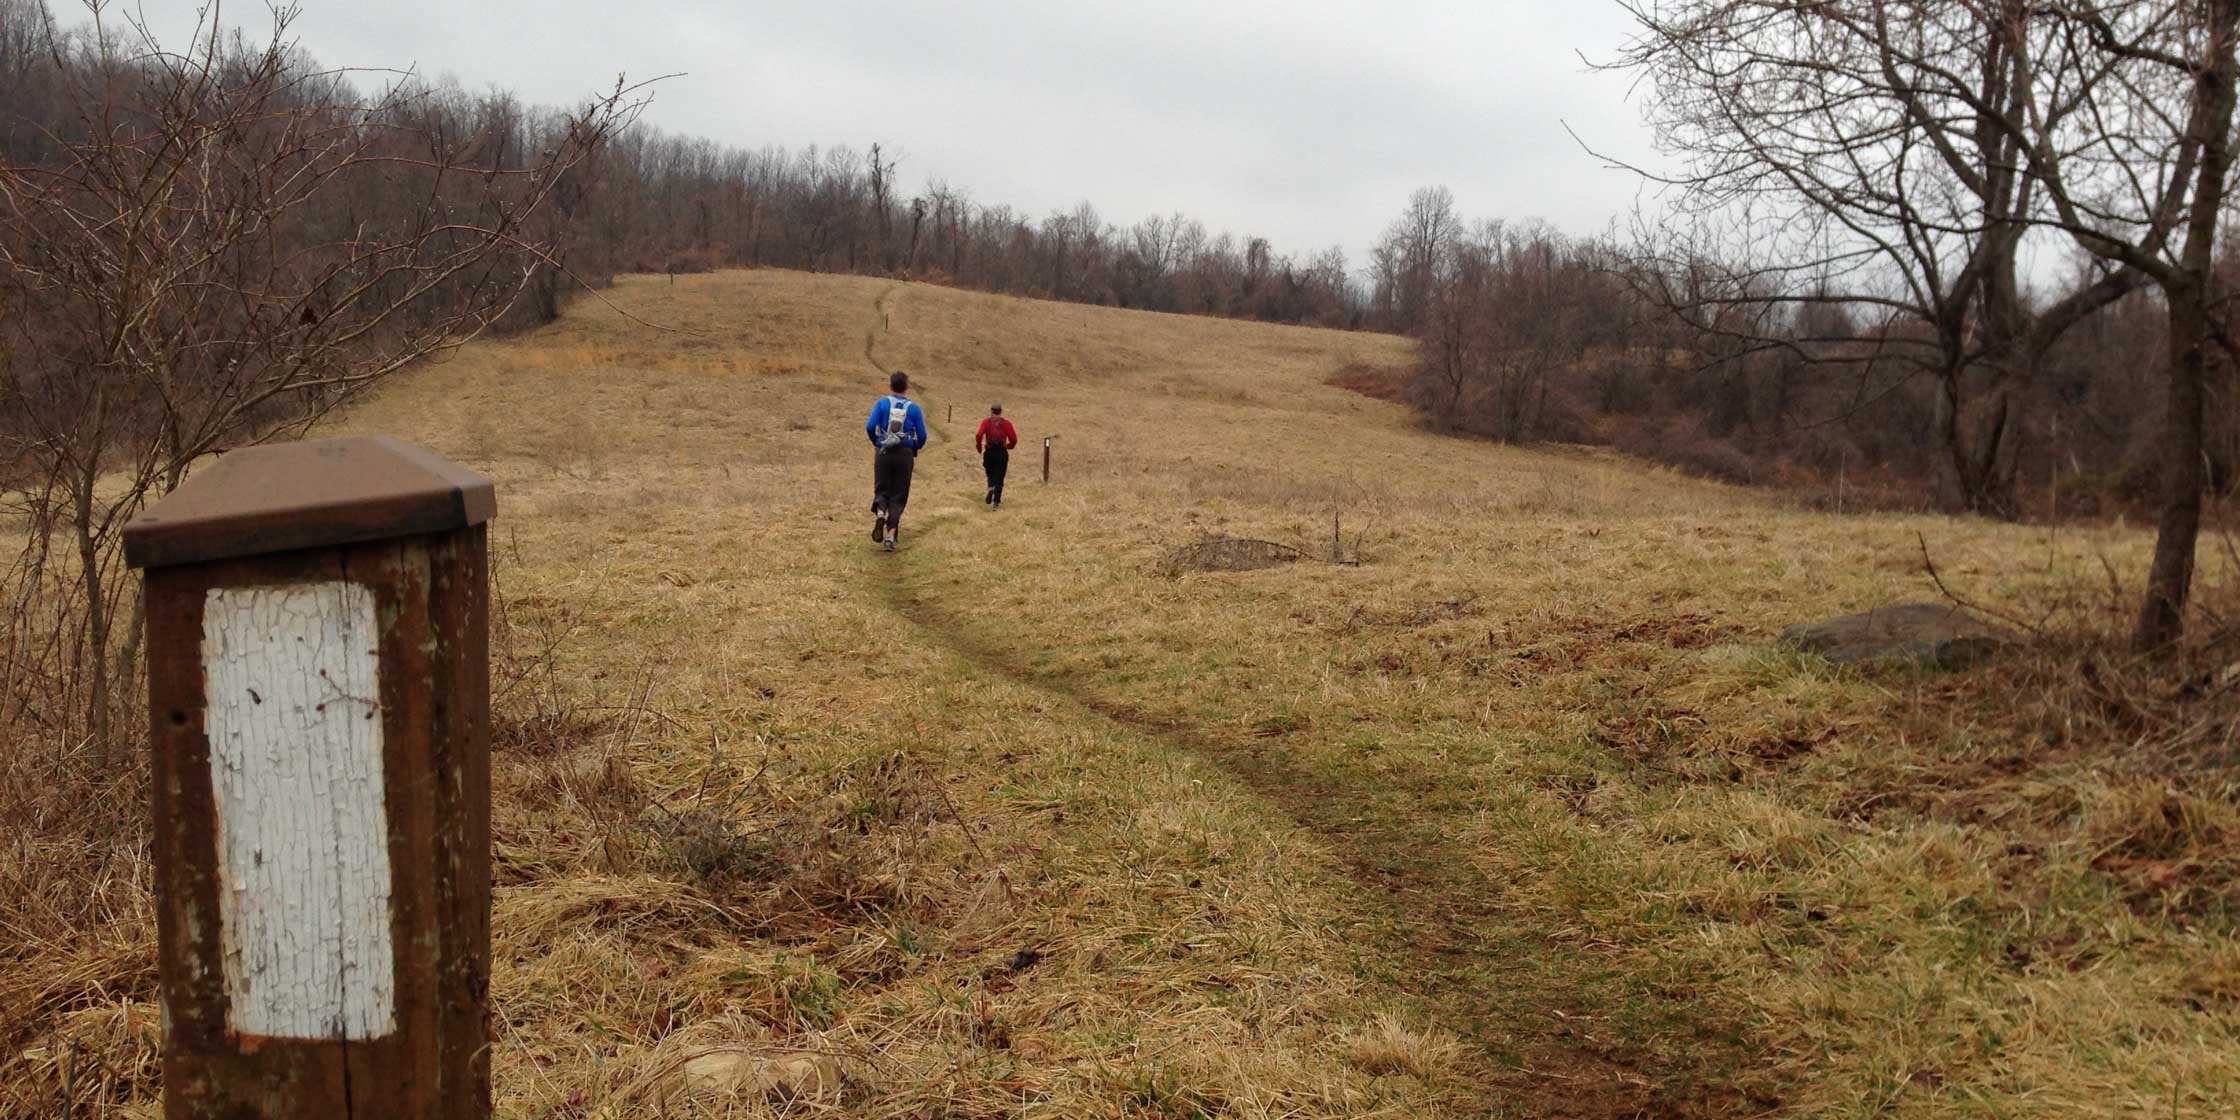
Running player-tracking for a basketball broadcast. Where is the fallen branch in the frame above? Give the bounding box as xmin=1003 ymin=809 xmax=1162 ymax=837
xmin=1918 ymin=532 xmax=2042 ymax=637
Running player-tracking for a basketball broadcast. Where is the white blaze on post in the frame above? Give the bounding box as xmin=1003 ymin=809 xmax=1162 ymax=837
xmin=202 ymin=581 xmax=397 ymax=1040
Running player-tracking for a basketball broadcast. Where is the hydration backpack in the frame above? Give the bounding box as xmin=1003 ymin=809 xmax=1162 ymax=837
xmin=878 ymin=396 xmax=912 ymax=450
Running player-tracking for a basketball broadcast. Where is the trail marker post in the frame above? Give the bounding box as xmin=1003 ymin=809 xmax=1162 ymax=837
xmin=1043 ymin=435 xmax=1055 ymax=484
xmin=124 ymin=435 xmax=496 ymax=1120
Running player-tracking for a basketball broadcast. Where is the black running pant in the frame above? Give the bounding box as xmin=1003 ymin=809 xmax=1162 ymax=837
xmin=983 ymin=446 xmax=1009 ymax=502
xmin=873 ymin=446 xmax=916 ymax=529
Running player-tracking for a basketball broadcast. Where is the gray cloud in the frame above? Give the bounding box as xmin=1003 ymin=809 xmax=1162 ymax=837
xmin=124 ymin=0 xmax=1660 ymax=268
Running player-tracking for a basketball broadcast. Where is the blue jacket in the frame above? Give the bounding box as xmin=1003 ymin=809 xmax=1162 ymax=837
xmin=865 ymin=395 xmax=928 ymax=450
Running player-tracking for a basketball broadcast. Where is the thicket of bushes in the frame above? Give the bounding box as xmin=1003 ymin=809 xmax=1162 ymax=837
xmin=1362 ymin=190 xmax=2240 ymax=524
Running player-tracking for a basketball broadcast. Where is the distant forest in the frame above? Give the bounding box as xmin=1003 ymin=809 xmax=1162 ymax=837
xmin=1359 ymin=188 xmax=2231 ymax=522
xmin=0 ymin=1 xmax=1361 ymax=331
xmin=1367 ymin=0 xmax=2240 ymax=581
xmin=6 ymin=0 xmax=2234 ymax=539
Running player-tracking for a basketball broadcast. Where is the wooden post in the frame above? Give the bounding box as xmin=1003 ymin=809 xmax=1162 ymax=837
xmin=124 ymin=435 xmax=495 ymax=1120
xmin=1043 ymin=436 xmax=1054 ymax=484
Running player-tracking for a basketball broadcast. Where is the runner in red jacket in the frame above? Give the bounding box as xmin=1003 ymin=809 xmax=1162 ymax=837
xmin=974 ymin=404 xmax=1019 ymax=508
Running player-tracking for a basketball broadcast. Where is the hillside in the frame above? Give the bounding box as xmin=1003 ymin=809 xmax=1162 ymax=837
xmin=12 ymin=270 xmax=2235 ymax=1118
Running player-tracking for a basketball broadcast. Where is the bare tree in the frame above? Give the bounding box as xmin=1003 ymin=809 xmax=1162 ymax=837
xmin=2017 ymin=0 xmax=2240 ymax=647
xmin=1610 ymin=0 xmax=2240 ymax=649
xmin=867 ymin=141 xmax=898 ymax=272
xmin=1608 ymin=0 xmax=2158 ymax=517
xmin=0 ymin=3 xmax=641 ymax=741
xmin=1372 ymin=185 xmax=1459 ymax=334
xmin=1397 ymin=209 xmax=1614 ymax=443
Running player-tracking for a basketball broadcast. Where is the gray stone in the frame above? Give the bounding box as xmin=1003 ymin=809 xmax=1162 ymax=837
xmin=1780 ymin=602 xmax=2019 ymax=669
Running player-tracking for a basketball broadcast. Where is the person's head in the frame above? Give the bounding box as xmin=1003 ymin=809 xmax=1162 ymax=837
xmin=889 ymin=371 xmax=908 ymax=394
xmin=990 ymin=403 xmax=1003 ymax=416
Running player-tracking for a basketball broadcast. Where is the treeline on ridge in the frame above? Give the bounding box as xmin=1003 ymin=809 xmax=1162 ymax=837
xmin=1361 ymin=187 xmax=2232 ymax=522
xmin=8 ymin=0 xmax=2237 ymax=687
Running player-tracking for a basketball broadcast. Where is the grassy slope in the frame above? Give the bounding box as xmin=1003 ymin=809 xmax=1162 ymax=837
xmin=15 ymin=269 xmax=2235 ymax=1117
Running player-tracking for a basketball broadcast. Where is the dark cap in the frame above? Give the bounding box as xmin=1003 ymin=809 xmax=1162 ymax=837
xmin=990 ymin=402 xmax=1003 ymax=413
xmin=123 ymin=435 xmax=495 ymax=569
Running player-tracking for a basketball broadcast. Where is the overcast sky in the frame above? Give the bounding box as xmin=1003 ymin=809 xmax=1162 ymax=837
xmin=121 ymin=1 xmax=1663 ymax=270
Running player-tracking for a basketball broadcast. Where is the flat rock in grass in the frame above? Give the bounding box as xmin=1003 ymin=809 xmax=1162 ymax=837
xmin=678 ymin=1050 xmax=842 ymax=1102
xmin=1158 ymin=536 xmax=1304 ymax=576
xmin=1780 ymin=603 xmax=2017 ymax=669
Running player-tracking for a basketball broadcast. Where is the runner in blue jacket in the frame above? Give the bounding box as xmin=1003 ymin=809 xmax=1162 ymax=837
xmin=865 ymin=371 xmax=927 ymax=551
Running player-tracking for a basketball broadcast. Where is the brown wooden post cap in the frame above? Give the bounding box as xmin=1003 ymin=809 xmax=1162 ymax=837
xmin=124 ymin=436 xmax=495 ymax=570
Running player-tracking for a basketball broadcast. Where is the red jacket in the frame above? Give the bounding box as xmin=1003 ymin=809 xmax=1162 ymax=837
xmin=975 ymin=416 xmax=1019 ymax=453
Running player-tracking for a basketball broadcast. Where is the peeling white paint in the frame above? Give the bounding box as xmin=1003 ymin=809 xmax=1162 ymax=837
xmin=203 ymin=581 xmax=396 ymax=1040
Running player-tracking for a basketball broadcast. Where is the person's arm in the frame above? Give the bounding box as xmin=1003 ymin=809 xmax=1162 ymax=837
xmin=865 ymin=400 xmax=882 ymax=446
xmin=1005 ymin=420 xmax=1019 ymax=449
xmin=974 ymin=418 xmax=987 ymax=453
xmin=909 ymin=403 xmax=929 ymax=448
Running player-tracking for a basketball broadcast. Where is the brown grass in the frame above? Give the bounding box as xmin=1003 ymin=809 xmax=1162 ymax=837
xmin=5 ymin=268 xmax=2239 ymax=1117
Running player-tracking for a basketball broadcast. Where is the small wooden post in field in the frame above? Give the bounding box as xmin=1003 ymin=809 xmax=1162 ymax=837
xmin=124 ymin=435 xmax=495 ymax=1120
xmin=1043 ymin=435 xmax=1055 ymax=483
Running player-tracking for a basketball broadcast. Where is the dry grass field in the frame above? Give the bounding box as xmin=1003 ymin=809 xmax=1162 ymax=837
xmin=7 ymin=269 xmax=2239 ymax=1117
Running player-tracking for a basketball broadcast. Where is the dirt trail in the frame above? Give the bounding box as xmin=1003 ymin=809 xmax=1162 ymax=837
xmin=863 ymin=551 xmax=1755 ymax=1119
xmin=861 ymin=282 xmax=900 ymax=373
xmin=841 ymin=279 xmax=1761 ymax=1115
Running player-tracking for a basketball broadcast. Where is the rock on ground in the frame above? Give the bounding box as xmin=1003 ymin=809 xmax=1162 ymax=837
xmin=1780 ymin=602 xmax=2018 ymax=668
xmin=678 ymin=1050 xmax=843 ymax=1102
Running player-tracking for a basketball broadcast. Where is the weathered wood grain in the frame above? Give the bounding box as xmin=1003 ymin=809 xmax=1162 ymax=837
xmin=202 ymin=581 xmax=397 ymax=1041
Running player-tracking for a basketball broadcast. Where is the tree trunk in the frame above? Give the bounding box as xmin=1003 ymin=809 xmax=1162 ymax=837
xmin=1969 ymin=378 xmax=2017 ymax=518
xmin=2132 ymin=0 xmax=2240 ymax=650
xmin=2134 ymin=283 xmax=2209 ymax=650
xmin=74 ymin=471 xmax=108 ymax=748
xmin=1936 ymin=361 xmax=2021 ymax=519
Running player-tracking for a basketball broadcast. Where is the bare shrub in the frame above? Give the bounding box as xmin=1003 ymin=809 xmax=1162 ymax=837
xmin=0 ymin=4 xmax=643 ymax=746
